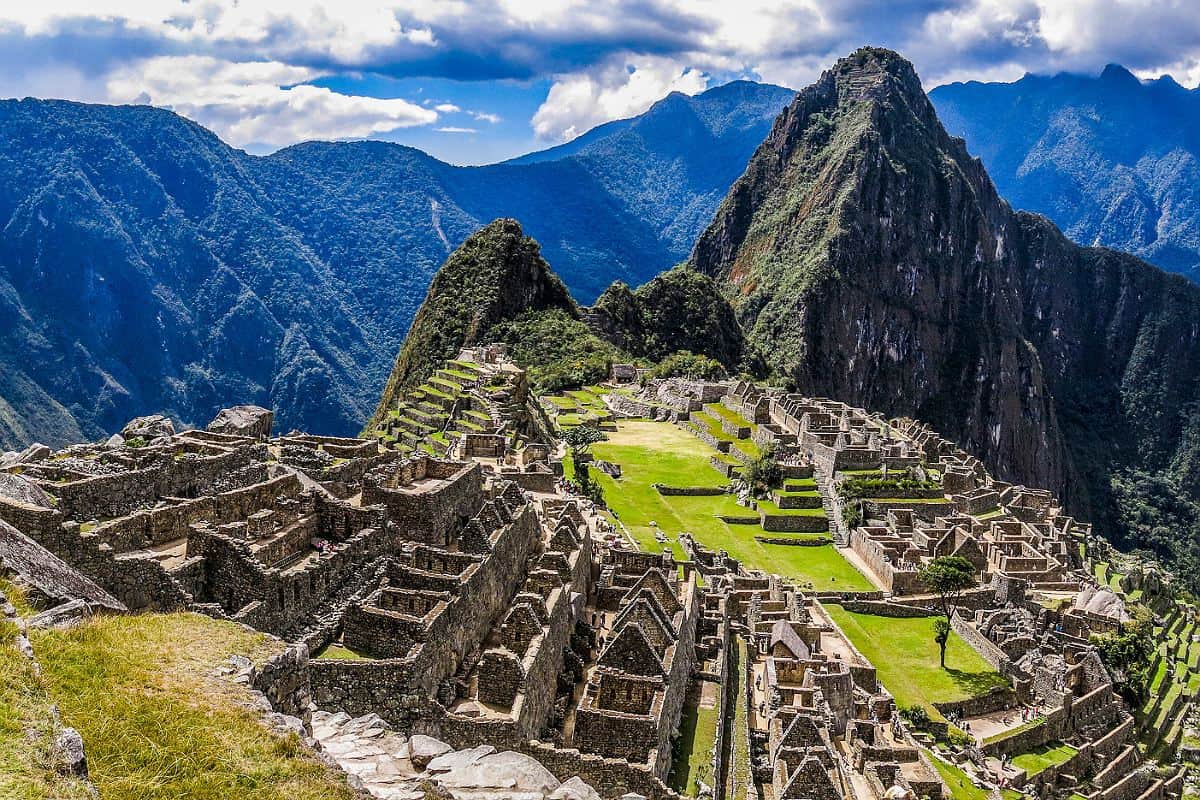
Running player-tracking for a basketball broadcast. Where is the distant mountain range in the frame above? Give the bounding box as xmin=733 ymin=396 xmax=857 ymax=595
xmin=931 ymin=64 xmax=1200 ymax=281
xmin=0 ymin=81 xmax=794 ymax=447
xmin=6 ymin=61 xmax=1200 ymax=454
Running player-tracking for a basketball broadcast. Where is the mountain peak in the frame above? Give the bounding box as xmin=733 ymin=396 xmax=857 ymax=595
xmin=370 ymin=219 xmax=576 ymax=421
xmin=1100 ymin=62 xmax=1140 ymax=86
xmin=830 ymin=47 xmax=925 ymax=99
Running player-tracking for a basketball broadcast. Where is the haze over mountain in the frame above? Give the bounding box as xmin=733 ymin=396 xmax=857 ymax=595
xmin=0 ymin=80 xmax=793 ymax=448
xmin=932 ymin=65 xmax=1200 ymax=281
xmin=691 ymin=48 xmax=1200 ymax=581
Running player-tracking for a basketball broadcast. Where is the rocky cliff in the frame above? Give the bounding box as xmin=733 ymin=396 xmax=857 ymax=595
xmin=690 ymin=48 xmax=1200 ymax=569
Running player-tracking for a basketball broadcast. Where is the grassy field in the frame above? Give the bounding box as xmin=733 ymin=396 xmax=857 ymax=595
xmin=582 ymin=420 xmax=873 ymax=591
xmin=1012 ymin=742 xmax=1077 ymax=776
xmin=1 ymin=581 xmax=95 ymax=800
xmin=825 ymin=605 xmax=1009 ymax=718
xmin=927 ymin=751 xmax=1022 ymax=800
xmin=31 ymin=612 xmax=358 ymax=800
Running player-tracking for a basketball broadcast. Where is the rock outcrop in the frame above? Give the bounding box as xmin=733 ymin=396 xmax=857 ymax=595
xmin=690 ymin=47 xmax=1200 ymax=554
xmin=207 ymin=405 xmax=274 ymax=440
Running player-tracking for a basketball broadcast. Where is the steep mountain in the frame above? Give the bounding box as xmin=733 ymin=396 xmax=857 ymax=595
xmin=931 ymin=66 xmax=1200 ymax=281
xmin=690 ymin=47 xmax=1200 ymax=579
xmin=370 ymin=218 xmax=581 ymax=418
xmin=0 ymin=81 xmax=792 ymax=448
xmin=373 ymin=221 xmax=751 ymax=426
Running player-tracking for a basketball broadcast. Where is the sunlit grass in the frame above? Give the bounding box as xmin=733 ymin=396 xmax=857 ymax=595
xmin=31 ymin=612 xmax=357 ymax=800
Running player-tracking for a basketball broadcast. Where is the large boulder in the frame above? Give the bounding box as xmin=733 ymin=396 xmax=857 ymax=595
xmin=430 ymin=747 xmax=559 ymax=795
xmin=207 ymin=405 xmax=274 ymax=440
xmin=0 ymin=473 xmax=54 ymax=509
xmin=0 ymin=443 xmax=52 ymax=469
xmin=120 ymin=415 xmax=175 ymax=441
xmin=410 ymin=734 xmax=453 ymax=769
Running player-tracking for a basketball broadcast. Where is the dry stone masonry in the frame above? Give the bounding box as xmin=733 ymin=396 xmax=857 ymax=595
xmin=0 ymin=366 xmax=1187 ymax=800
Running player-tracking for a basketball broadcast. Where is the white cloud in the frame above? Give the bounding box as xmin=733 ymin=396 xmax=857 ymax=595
xmin=4 ymin=0 xmax=1200 ymax=152
xmin=533 ymin=56 xmax=709 ymax=141
xmin=105 ymin=55 xmax=437 ymax=148
xmin=437 ymin=126 xmax=477 ymax=133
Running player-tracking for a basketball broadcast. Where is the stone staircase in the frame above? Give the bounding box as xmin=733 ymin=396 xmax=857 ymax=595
xmin=815 ymin=466 xmax=848 ymax=545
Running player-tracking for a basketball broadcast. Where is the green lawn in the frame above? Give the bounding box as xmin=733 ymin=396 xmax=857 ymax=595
xmin=580 ymin=420 xmax=872 ymax=591
xmin=1012 ymin=742 xmax=1077 ymax=776
xmin=927 ymin=751 xmax=1021 ymax=800
xmin=824 ymin=606 xmax=1009 ymax=719
xmin=668 ymin=694 xmax=720 ymax=795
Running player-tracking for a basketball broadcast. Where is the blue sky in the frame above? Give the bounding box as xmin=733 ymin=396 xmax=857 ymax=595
xmin=1 ymin=1 xmax=1199 ymax=165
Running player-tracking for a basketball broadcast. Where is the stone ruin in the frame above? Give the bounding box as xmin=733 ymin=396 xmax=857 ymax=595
xmin=0 ymin=366 xmax=1188 ymax=800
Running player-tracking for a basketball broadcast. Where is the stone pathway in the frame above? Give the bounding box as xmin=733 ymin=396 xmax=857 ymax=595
xmin=308 ymin=711 xmax=606 ymax=800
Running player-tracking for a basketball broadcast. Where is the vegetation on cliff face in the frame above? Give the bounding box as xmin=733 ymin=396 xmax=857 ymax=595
xmin=689 ymin=47 xmax=1200 ymax=588
xmin=589 ymin=267 xmax=752 ymax=372
xmin=370 ymin=220 xmax=588 ymax=422
xmin=490 ymin=309 xmax=618 ymax=393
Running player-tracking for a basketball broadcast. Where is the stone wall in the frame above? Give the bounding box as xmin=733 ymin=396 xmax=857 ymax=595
xmin=91 ymin=474 xmax=299 ymax=552
xmin=760 ymin=512 xmax=829 ymax=533
xmin=362 ymin=458 xmax=483 ymax=546
xmin=251 ymin=642 xmax=311 ymax=718
xmin=950 ymin=614 xmax=1012 ymax=674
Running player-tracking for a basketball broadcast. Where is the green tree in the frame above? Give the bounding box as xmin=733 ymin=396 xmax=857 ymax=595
xmin=917 ymin=556 xmax=978 ymax=667
xmin=741 ymin=446 xmax=783 ymax=495
xmin=1092 ymin=605 xmax=1155 ymax=704
xmin=563 ymin=424 xmax=605 ymax=460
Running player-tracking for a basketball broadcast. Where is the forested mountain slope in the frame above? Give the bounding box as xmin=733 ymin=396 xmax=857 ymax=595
xmin=0 ymin=81 xmax=792 ymax=446
xmin=691 ymin=48 xmax=1200 ymax=582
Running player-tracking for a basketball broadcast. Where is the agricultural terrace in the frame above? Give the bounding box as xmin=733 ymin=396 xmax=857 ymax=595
xmin=576 ymin=418 xmax=874 ymax=592
xmin=825 ymin=604 xmax=1009 ymax=720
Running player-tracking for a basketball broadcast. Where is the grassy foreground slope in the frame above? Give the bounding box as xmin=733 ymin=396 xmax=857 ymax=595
xmin=1 ymin=582 xmax=94 ymax=800
xmin=25 ymin=612 xmax=357 ymax=800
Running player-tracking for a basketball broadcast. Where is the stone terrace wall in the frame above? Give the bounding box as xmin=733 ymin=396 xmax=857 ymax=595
xmin=54 ymin=446 xmax=262 ymax=520
xmin=362 ymin=460 xmax=482 ymax=546
xmin=951 ymin=613 xmax=1013 ymax=674
xmin=92 ymin=474 xmax=299 ymax=552
xmin=407 ymin=505 xmax=542 ymax=695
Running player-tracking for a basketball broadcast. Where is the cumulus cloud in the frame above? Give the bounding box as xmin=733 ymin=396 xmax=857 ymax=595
xmin=104 ymin=55 xmax=437 ymax=148
xmin=3 ymin=1 xmax=1200 ymax=150
xmin=533 ymin=56 xmax=708 ymax=141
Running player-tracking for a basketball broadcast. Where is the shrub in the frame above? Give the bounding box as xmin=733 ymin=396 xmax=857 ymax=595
xmin=647 ymin=351 xmax=728 ymax=381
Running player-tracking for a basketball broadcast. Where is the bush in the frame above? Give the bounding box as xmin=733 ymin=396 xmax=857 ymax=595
xmin=647 ymin=351 xmax=728 ymax=381
xmin=945 ymin=726 xmax=973 ymax=747
xmin=742 ymin=447 xmax=783 ymax=494
xmin=899 ymin=705 xmax=930 ymax=728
